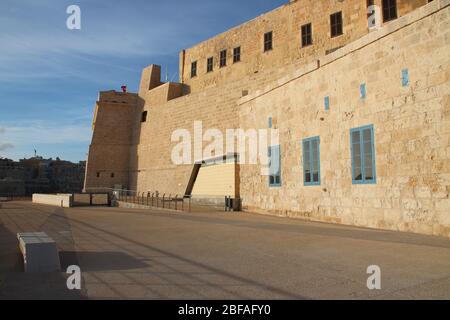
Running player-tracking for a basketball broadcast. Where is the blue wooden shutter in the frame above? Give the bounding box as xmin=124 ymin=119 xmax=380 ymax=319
xmin=351 ymin=125 xmax=376 ymax=184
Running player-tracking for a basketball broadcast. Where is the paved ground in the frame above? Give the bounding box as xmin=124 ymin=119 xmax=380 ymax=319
xmin=0 ymin=201 xmax=449 ymax=300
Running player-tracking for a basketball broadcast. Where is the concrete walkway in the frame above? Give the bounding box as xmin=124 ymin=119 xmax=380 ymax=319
xmin=0 ymin=201 xmax=449 ymax=299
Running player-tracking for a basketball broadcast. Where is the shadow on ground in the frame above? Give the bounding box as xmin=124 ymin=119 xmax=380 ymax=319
xmin=0 ymin=205 xmax=86 ymax=300
xmin=60 ymin=251 xmax=148 ymax=272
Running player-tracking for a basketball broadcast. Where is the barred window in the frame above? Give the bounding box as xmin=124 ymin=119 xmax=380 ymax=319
xmin=330 ymin=12 xmax=343 ymax=37
xmin=207 ymin=57 xmax=213 ymax=73
xmin=220 ymin=50 xmax=227 ymax=68
xmin=233 ymin=47 xmax=241 ymax=63
xmin=301 ymin=23 xmax=312 ymax=47
xmin=264 ymin=31 xmax=273 ymax=52
xmin=191 ymin=61 xmax=197 ymax=78
xmin=382 ymin=0 xmax=398 ymax=22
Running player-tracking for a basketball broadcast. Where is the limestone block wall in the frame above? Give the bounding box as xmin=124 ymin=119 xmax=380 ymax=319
xmin=181 ymin=0 xmax=428 ymax=93
xmin=129 ymin=50 xmax=321 ymax=195
xmin=126 ymin=0 xmax=432 ymax=198
xmin=83 ymin=0 xmax=446 ymax=238
xmin=238 ymin=1 xmax=450 ymax=237
xmin=84 ymin=91 xmax=140 ymax=191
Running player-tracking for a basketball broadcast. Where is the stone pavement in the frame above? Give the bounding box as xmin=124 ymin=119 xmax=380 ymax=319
xmin=0 ymin=201 xmax=449 ymax=299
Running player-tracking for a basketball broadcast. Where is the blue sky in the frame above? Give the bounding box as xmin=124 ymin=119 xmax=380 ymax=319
xmin=0 ymin=0 xmax=286 ymax=162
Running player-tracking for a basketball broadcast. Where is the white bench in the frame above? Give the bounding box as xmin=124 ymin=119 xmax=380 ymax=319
xmin=32 ymin=194 xmax=73 ymax=208
xmin=17 ymin=232 xmax=61 ymax=273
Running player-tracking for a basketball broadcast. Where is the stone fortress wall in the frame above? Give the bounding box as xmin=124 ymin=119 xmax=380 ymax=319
xmin=84 ymin=0 xmax=449 ymax=237
xmin=238 ymin=1 xmax=450 ymax=237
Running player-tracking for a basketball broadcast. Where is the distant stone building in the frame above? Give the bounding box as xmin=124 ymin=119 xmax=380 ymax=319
xmin=84 ymin=1 xmax=450 ymax=237
xmin=0 ymin=157 xmax=85 ymax=196
xmin=0 ymin=158 xmax=26 ymax=196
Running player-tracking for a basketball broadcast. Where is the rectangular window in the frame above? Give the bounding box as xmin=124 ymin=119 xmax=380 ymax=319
xmin=351 ymin=125 xmax=376 ymax=184
xmin=367 ymin=0 xmax=375 ymax=15
xmin=303 ymin=137 xmax=320 ymax=186
xmin=233 ymin=47 xmax=241 ymax=63
xmin=220 ymin=50 xmax=227 ymax=68
xmin=330 ymin=12 xmax=343 ymax=37
xmin=207 ymin=57 xmax=213 ymax=73
xmin=264 ymin=31 xmax=273 ymax=52
xmin=301 ymin=23 xmax=312 ymax=47
xmin=141 ymin=111 xmax=148 ymax=123
xmin=382 ymin=0 xmax=398 ymax=22
xmin=191 ymin=61 xmax=197 ymax=78
xmin=324 ymin=96 xmax=330 ymax=111
xmin=268 ymin=117 xmax=273 ymax=129
xmin=360 ymin=83 xmax=366 ymax=100
xmin=268 ymin=145 xmax=281 ymax=187
xmin=402 ymin=69 xmax=409 ymax=87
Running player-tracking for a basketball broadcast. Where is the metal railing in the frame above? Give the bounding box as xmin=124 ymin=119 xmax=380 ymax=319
xmin=71 ymin=192 xmax=111 ymax=207
xmin=83 ymin=188 xmax=240 ymax=213
xmin=106 ymin=188 xmax=191 ymax=212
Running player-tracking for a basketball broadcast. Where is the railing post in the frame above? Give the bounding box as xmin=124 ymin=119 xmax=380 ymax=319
xmin=162 ymin=194 xmax=165 ymax=209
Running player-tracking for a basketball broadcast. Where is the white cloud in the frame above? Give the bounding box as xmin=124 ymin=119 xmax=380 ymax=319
xmin=1 ymin=121 xmax=92 ymax=145
xmin=0 ymin=2 xmax=189 ymax=87
xmin=0 ymin=143 xmax=14 ymax=151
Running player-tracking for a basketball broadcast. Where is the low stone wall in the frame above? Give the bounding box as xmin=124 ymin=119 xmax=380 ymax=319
xmin=32 ymin=194 xmax=73 ymax=208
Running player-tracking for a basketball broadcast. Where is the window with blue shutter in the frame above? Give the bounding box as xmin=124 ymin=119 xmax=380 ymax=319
xmin=360 ymin=83 xmax=366 ymax=100
xmin=402 ymin=69 xmax=409 ymax=87
xmin=268 ymin=145 xmax=281 ymax=187
xmin=324 ymin=96 xmax=330 ymax=111
xmin=350 ymin=125 xmax=376 ymax=184
xmin=303 ymin=137 xmax=320 ymax=186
